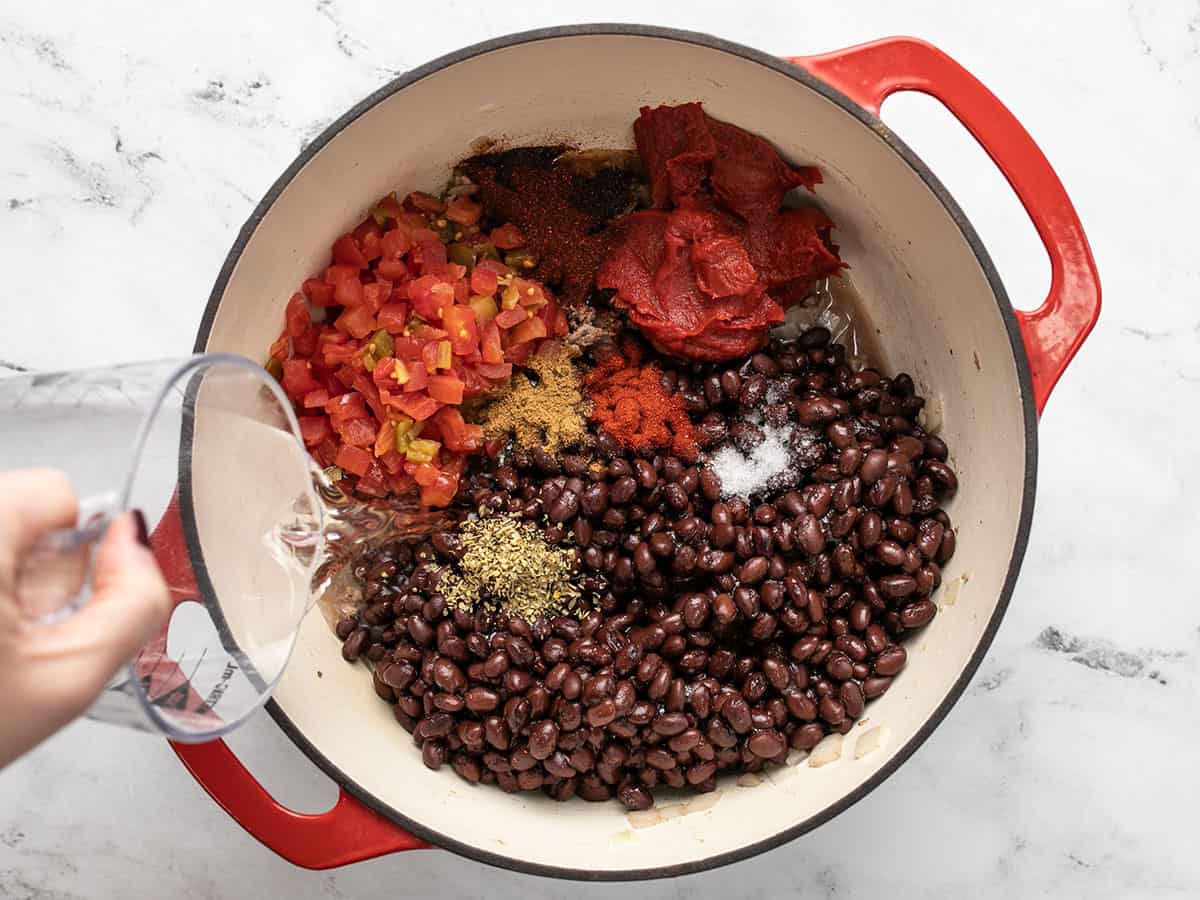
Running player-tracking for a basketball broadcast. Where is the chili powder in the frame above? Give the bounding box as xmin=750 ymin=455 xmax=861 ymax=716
xmin=585 ymin=342 xmax=699 ymax=461
xmin=458 ymin=148 xmax=638 ymax=307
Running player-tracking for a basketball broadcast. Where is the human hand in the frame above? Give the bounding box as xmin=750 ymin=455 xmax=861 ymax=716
xmin=0 ymin=469 xmax=171 ymax=769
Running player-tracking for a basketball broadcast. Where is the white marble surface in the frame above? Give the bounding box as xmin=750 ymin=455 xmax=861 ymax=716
xmin=1 ymin=1 xmax=1197 ymax=897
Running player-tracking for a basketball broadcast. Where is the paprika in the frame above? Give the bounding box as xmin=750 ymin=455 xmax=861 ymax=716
xmin=585 ymin=342 xmax=699 ymax=461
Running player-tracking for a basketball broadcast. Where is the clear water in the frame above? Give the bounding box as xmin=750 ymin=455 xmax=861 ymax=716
xmin=276 ymin=466 xmax=453 ymax=632
xmin=774 ymin=274 xmax=882 ymax=370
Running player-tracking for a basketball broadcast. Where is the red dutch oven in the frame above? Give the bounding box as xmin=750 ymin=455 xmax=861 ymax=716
xmin=161 ymin=25 xmax=1099 ymax=880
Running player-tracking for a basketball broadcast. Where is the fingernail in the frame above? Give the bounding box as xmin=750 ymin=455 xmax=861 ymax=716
xmin=132 ymin=510 xmax=151 ymax=548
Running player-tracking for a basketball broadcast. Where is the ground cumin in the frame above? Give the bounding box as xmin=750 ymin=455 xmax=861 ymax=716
xmin=479 ymin=342 xmax=590 ymax=453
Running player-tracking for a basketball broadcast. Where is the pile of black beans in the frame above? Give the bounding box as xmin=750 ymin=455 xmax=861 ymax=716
xmin=335 ymin=327 xmax=959 ymax=811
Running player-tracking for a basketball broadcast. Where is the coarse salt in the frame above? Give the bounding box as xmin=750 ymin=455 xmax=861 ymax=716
xmin=707 ymin=423 xmax=795 ymax=499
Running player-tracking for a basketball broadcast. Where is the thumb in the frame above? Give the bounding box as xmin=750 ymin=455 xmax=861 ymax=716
xmin=70 ymin=511 xmax=173 ymax=676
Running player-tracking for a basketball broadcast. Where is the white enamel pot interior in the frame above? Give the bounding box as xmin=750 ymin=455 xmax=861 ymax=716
xmin=191 ymin=26 xmax=1036 ymax=880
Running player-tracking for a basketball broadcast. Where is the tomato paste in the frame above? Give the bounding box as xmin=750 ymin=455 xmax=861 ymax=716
xmin=598 ymin=103 xmax=845 ymax=361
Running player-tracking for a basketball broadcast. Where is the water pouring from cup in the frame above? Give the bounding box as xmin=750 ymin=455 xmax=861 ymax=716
xmin=0 ymin=354 xmax=360 ymax=742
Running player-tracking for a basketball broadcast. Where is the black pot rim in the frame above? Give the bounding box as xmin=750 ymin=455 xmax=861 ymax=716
xmin=192 ymin=22 xmax=1038 ymax=883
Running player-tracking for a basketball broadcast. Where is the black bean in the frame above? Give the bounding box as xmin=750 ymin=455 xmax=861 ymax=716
xmin=798 ymin=515 xmax=825 ymax=555
xmin=618 ymin=782 xmax=653 ymax=811
xmin=722 ymin=695 xmax=752 ymax=733
xmin=808 ymin=484 xmax=833 ymax=517
xmin=664 ymin=483 xmax=689 ymax=510
xmin=916 ymin=518 xmax=945 ymax=559
xmin=900 ymin=599 xmax=937 ymax=629
xmin=698 ymin=467 xmax=723 ymax=501
xmin=795 ymin=397 xmax=839 ymax=425
xmin=761 ymin=657 xmax=789 ymax=691
xmin=725 ymin=422 xmax=762 ymax=454
xmin=697 ymin=419 xmax=728 ymax=446
xmin=712 ymin=592 xmax=737 ymax=625
xmin=876 ymin=540 xmax=906 ymax=567
xmin=874 ymin=646 xmax=908 ymax=676
xmin=937 ymin=527 xmax=957 ymax=564
xmin=858 ymin=511 xmax=883 ymax=549
xmin=463 ymin=686 xmax=499 ymax=713
xmin=924 ymin=435 xmax=949 ymax=460
xmin=738 ymin=556 xmax=769 ymax=584
xmin=601 ymin=457 xmax=628 ymax=478
xmin=633 ymin=542 xmax=657 ymax=576
xmin=610 ymin=475 xmax=638 ymax=505
xmin=825 ymin=652 xmax=854 ymax=681
xmin=580 ymin=482 xmax=609 ymax=518
xmin=783 ymin=688 xmax=817 ymax=721
xmin=839 ymin=681 xmax=865 ymax=718
xmin=634 ymin=459 xmax=658 ymax=489
xmin=546 ymin=489 xmax=579 ymax=523
xmin=650 ymin=712 xmax=687 ymax=736
xmin=702 ymin=374 xmax=724 ymax=406
xmin=761 ymin=580 xmax=785 ymax=611
xmin=792 ymin=723 xmax=826 ymax=750
xmin=863 ymin=676 xmax=892 ymax=699
xmin=527 ymin=721 xmax=559 ymax=760
xmin=682 ymin=594 xmax=710 ymax=629
xmin=645 ymin=532 xmax=672 ymax=558
xmin=432 ymin=658 xmax=465 ymax=693
xmin=720 ymin=369 xmax=739 ymax=398
xmin=749 ymin=613 xmax=777 ymax=640
xmin=818 ymin=696 xmax=845 ymax=725
xmin=739 ymin=374 xmax=767 ymax=408
xmin=827 ymin=420 xmax=855 ymax=449
xmin=879 ymin=574 xmax=918 ymax=599
xmin=924 ymin=460 xmax=959 ymax=497
xmin=341 ymin=628 xmax=368 ymax=661
xmin=860 ymin=449 xmax=888 ymax=483
xmin=698 ymin=549 xmax=736 ymax=573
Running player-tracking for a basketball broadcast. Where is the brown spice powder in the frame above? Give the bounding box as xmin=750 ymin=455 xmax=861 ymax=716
xmin=459 ymin=149 xmax=639 ymax=307
xmin=479 ymin=342 xmax=590 ymax=454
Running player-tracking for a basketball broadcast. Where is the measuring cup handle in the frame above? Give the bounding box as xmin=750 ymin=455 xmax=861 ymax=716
xmin=16 ymin=496 xmax=119 ymax=623
xmin=171 ymin=739 xmax=428 ymax=868
xmin=788 ymin=37 xmax=1101 ymax=414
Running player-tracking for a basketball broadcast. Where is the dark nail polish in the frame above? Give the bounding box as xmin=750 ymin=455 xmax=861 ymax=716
xmin=132 ymin=510 xmax=151 ymax=548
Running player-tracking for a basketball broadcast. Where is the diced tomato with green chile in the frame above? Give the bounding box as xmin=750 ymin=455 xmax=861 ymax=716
xmin=267 ymin=195 xmax=565 ymax=506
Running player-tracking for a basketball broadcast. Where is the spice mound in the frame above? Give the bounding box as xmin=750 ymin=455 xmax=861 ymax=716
xmin=440 ymin=515 xmax=583 ymax=620
xmin=458 ymin=147 xmax=641 ymax=306
xmin=480 ymin=342 xmax=590 ymax=453
xmin=585 ymin=340 xmax=699 ymax=461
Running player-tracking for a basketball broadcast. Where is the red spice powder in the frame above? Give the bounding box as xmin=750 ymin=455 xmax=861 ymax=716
xmin=585 ymin=343 xmax=699 ymax=461
xmin=459 ymin=149 xmax=631 ymax=308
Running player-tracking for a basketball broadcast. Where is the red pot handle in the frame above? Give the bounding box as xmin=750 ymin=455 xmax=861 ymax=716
xmin=150 ymin=500 xmax=427 ymax=869
xmin=170 ymin=739 xmax=428 ymax=869
xmin=789 ymin=38 xmax=1101 ymax=414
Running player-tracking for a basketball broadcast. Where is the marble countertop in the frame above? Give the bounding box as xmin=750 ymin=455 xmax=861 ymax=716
xmin=1 ymin=1 xmax=1197 ymax=897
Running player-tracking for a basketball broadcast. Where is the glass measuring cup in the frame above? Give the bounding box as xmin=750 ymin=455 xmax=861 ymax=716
xmin=0 ymin=354 xmax=324 ymax=742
